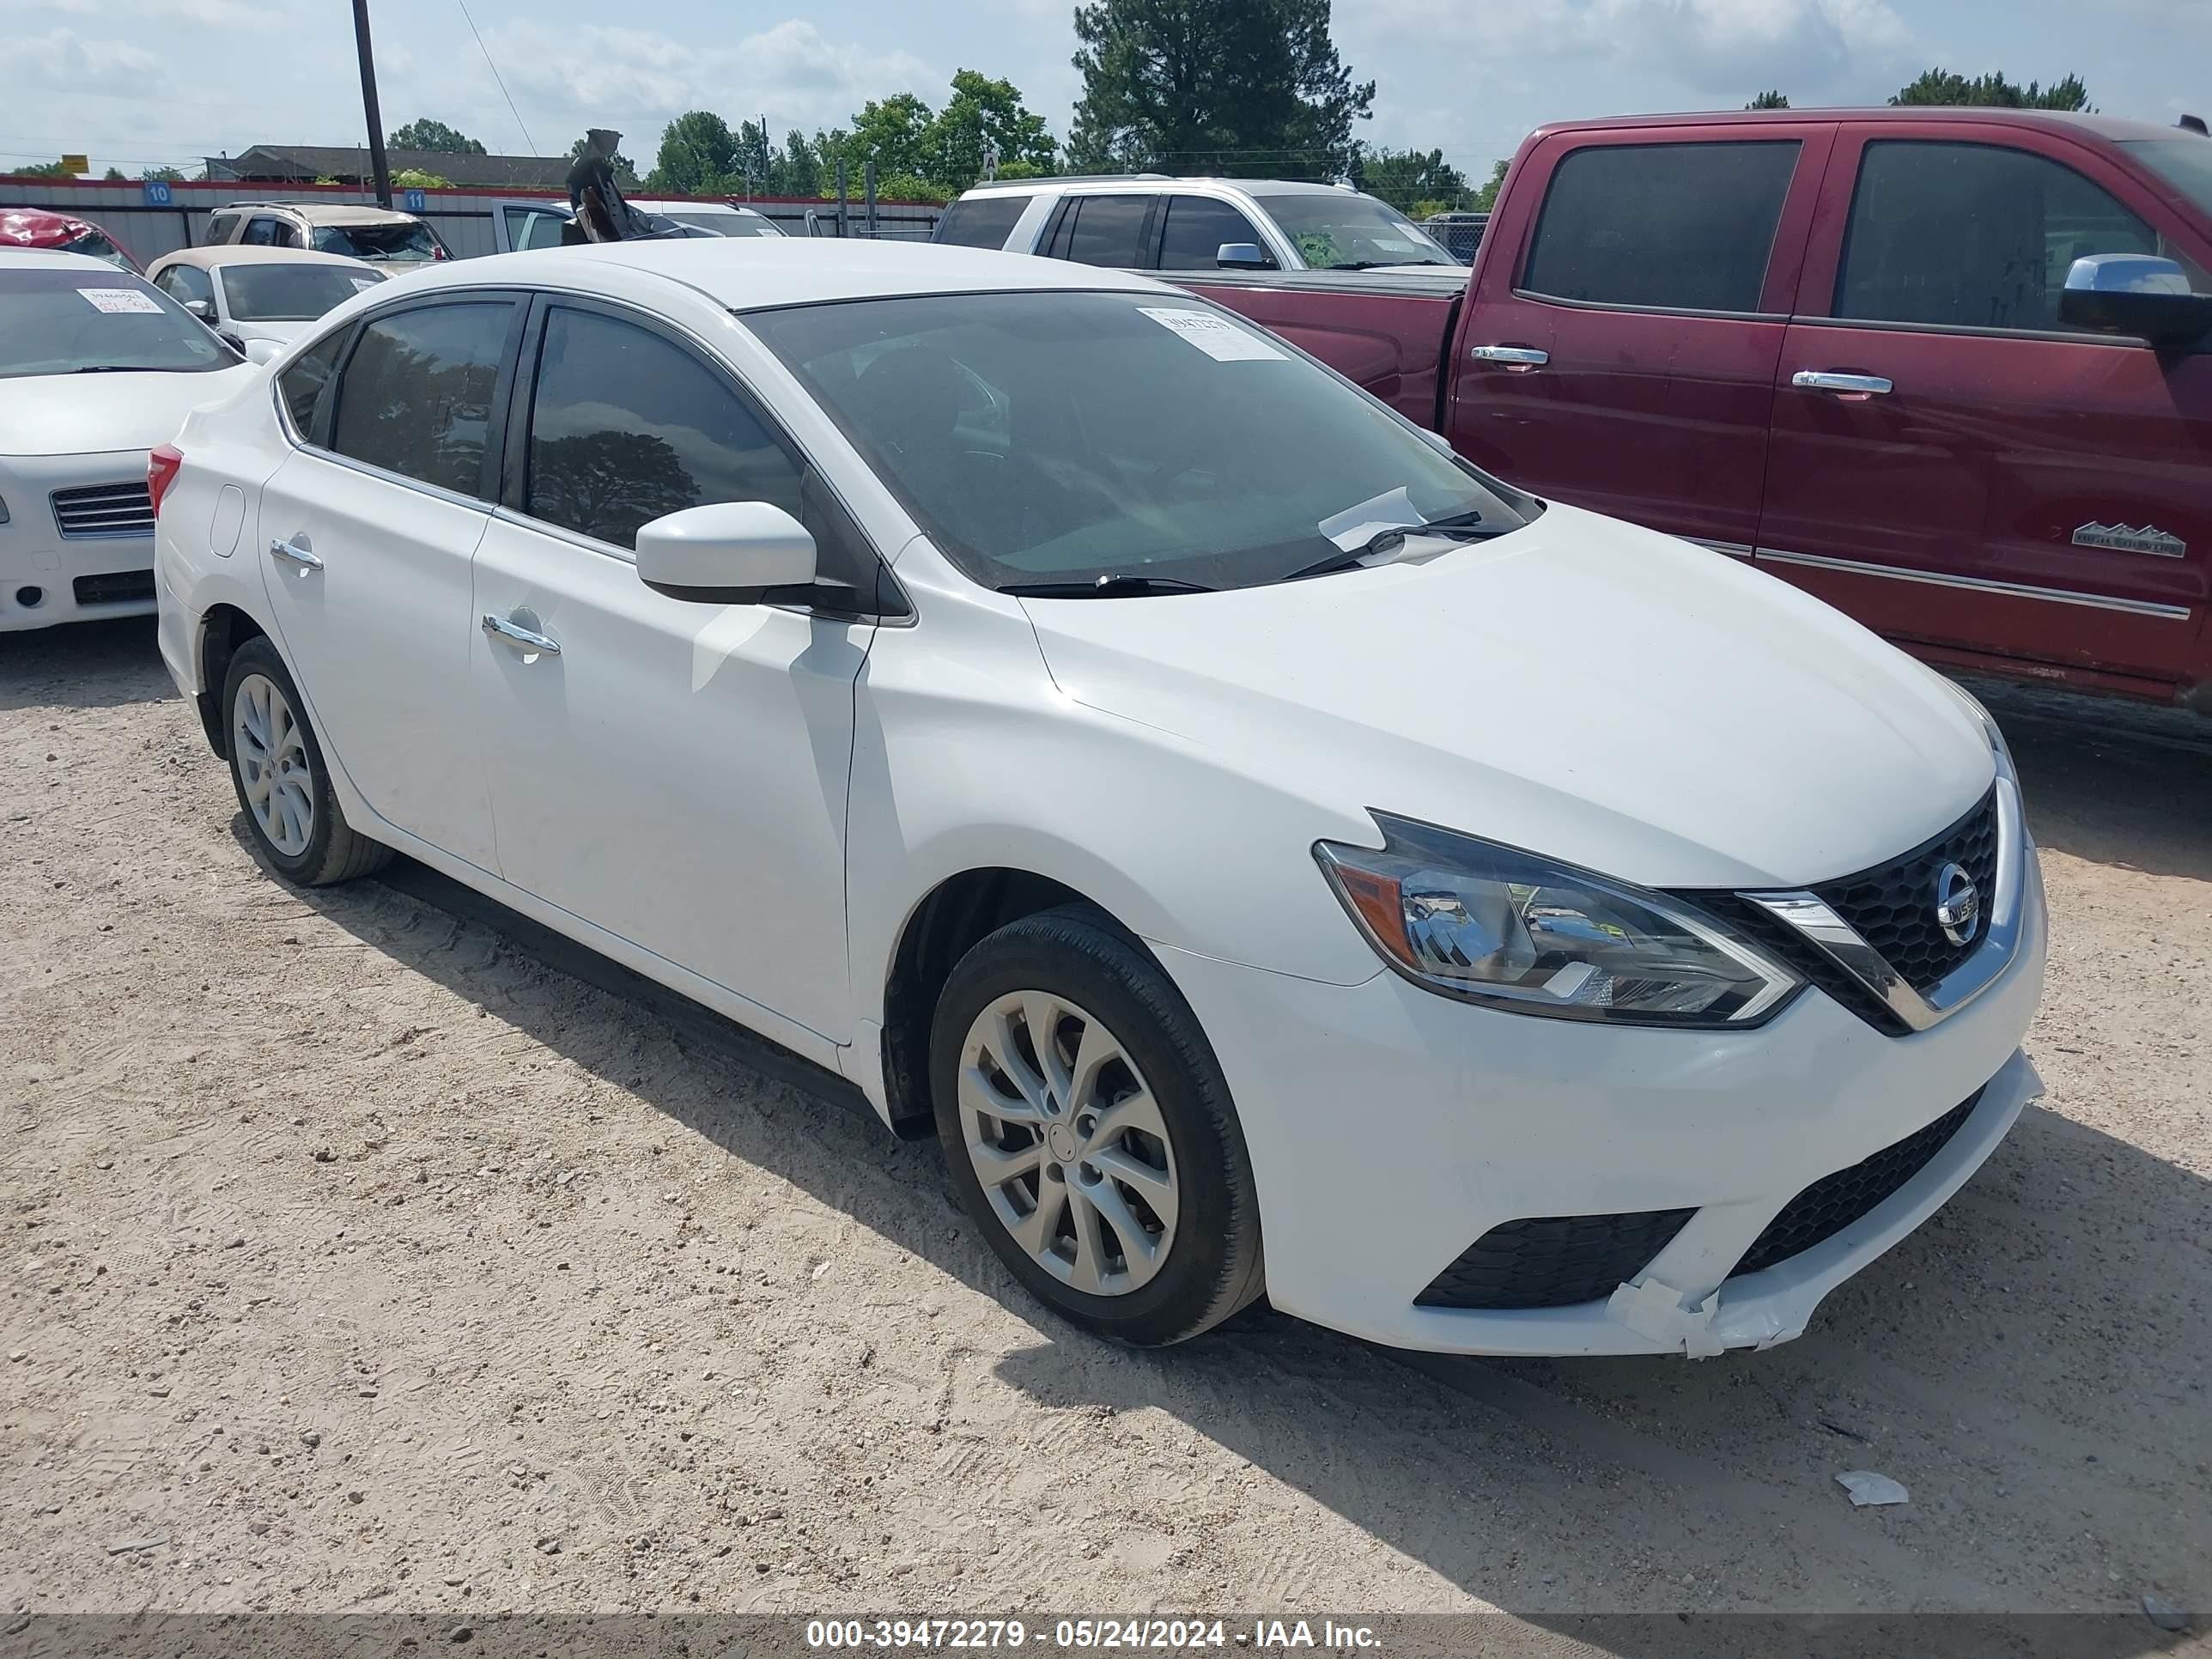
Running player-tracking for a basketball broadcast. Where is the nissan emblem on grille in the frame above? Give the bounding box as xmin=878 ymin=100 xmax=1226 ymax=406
xmin=1934 ymin=861 xmax=1981 ymax=949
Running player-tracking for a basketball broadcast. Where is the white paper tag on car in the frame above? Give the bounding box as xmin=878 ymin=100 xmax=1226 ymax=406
xmin=349 ymin=276 xmax=382 ymax=291
xmin=1138 ymin=307 xmax=1286 ymax=362
xmin=76 ymin=287 xmax=163 ymax=314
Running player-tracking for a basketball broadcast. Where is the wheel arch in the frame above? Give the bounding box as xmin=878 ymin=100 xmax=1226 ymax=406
xmin=878 ymin=866 xmax=1155 ymax=1138
xmin=191 ymin=601 xmax=272 ymax=759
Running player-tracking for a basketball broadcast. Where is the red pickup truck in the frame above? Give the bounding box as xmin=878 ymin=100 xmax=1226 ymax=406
xmin=1182 ymin=109 xmax=2212 ymax=712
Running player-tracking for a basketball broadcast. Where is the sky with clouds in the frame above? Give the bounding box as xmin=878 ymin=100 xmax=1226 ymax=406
xmin=3 ymin=0 xmax=2203 ymax=185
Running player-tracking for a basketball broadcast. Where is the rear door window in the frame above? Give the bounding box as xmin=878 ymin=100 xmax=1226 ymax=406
xmin=1158 ymin=196 xmax=1271 ymax=270
xmin=329 ymin=301 xmax=515 ymax=496
xmin=934 ymin=193 xmax=1032 ymax=249
xmin=1053 ymin=195 xmax=1155 ymax=268
xmin=1833 ymin=140 xmax=2208 ymax=331
xmin=242 ymin=216 xmax=284 ymax=246
xmin=279 ymin=330 xmax=349 ymax=437
xmin=1521 ymin=141 xmax=1801 ymax=313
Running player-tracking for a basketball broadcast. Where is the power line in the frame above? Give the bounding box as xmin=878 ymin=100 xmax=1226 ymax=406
xmin=453 ymin=0 xmax=538 ymax=155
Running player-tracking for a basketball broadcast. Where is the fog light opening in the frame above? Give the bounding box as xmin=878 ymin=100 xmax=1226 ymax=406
xmin=15 ymin=586 xmax=44 ymax=609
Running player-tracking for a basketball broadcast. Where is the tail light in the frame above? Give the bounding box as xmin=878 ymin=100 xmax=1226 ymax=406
xmin=148 ymin=445 xmax=184 ymax=516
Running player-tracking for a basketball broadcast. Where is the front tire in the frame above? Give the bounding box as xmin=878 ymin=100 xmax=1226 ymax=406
xmin=222 ymin=635 xmax=390 ymax=887
xmin=931 ymin=908 xmax=1264 ymax=1346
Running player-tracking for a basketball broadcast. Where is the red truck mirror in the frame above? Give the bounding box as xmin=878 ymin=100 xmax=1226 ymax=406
xmin=2059 ymin=253 xmax=2212 ymax=349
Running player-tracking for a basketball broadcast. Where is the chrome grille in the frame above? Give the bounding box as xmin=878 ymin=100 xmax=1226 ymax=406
xmin=51 ymin=481 xmax=155 ymax=539
xmin=1812 ymin=788 xmax=2000 ymax=995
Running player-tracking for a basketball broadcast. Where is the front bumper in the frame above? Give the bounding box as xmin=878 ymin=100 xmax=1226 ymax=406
xmin=1153 ymin=850 xmax=2046 ymax=1358
xmin=0 ymin=449 xmax=155 ymax=633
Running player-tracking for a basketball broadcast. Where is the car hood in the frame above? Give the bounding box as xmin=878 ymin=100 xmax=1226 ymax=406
xmin=1018 ymin=502 xmax=1995 ymax=890
xmin=0 ymin=364 xmax=257 ymax=457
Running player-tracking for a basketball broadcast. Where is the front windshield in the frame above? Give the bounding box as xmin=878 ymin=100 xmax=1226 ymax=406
xmin=222 ymin=263 xmax=381 ymax=321
xmin=0 ymin=267 xmax=239 ymax=378
xmin=744 ymin=289 xmax=1534 ymax=592
xmin=1251 ymin=192 xmax=1457 ymax=270
xmin=2124 ymin=139 xmax=2212 ymax=221
xmin=60 ymin=230 xmax=134 ymax=272
xmin=311 ymin=221 xmax=439 ymax=262
xmin=657 ymin=210 xmax=783 ymax=237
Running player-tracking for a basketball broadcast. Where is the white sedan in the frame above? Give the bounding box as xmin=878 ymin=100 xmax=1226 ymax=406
xmin=153 ymin=240 xmax=2045 ymax=1356
xmin=145 ymin=246 xmax=387 ymax=356
xmin=3 ymin=252 xmax=256 ymax=632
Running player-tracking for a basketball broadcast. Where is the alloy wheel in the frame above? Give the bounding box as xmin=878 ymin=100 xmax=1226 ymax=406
xmin=958 ymin=990 xmax=1181 ymax=1296
xmin=234 ymin=672 xmax=315 ymax=858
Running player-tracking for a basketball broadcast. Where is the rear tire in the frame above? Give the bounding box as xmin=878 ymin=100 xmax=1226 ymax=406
xmin=222 ymin=635 xmax=391 ymax=887
xmin=931 ymin=907 xmax=1264 ymax=1346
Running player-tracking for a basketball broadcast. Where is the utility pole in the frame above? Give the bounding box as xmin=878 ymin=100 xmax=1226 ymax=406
xmin=350 ymin=0 xmax=394 ymax=210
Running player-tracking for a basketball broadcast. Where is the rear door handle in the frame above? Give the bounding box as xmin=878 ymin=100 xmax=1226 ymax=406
xmin=1792 ymin=370 xmax=1893 ymax=397
xmin=268 ymin=536 xmax=321 ymax=571
xmin=482 ymin=612 xmax=561 ymax=656
xmin=1469 ymin=345 xmax=1548 ymax=367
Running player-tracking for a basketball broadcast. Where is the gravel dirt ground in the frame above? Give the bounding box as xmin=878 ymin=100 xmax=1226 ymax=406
xmin=2 ymin=618 xmax=2206 ymax=1644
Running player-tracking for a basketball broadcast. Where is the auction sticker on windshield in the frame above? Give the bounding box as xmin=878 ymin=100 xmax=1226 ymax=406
xmin=76 ymin=288 xmax=163 ymax=314
xmin=1138 ymin=307 xmax=1287 ymax=362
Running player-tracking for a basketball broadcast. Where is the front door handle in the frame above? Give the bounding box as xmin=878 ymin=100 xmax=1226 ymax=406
xmin=482 ymin=612 xmax=561 ymax=656
xmin=1792 ymin=369 xmax=1893 ymax=397
xmin=1469 ymin=344 xmax=1549 ymax=368
xmin=268 ymin=536 xmax=322 ymax=571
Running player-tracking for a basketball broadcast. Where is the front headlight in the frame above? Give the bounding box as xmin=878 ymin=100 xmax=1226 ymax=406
xmin=1314 ymin=813 xmax=1802 ymax=1027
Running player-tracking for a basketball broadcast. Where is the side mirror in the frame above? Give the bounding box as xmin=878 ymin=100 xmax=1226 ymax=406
xmin=243 ymin=338 xmax=283 ymax=366
xmin=184 ymin=297 xmax=216 ymax=323
xmin=1215 ymin=241 xmax=1274 ymax=270
xmin=635 ymin=501 xmax=817 ymax=599
xmin=2059 ymin=254 xmax=2212 ymax=349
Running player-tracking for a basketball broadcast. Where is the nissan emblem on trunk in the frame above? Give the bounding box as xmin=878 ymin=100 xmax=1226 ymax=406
xmin=1935 ymin=861 xmax=1983 ymax=949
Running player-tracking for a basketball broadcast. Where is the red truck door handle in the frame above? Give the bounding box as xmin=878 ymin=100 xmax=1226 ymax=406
xmin=1470 ymin=344 xmax=1548 ymax=370
xmin=1793 ymin=369 xmax=1893 ymax=398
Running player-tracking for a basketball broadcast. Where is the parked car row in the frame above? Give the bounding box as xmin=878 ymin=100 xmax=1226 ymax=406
xmin=142 ymin=236 xmax=2045 ymax=1360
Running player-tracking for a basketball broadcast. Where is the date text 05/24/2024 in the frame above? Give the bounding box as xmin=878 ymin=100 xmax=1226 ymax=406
xmin=804 ymin=1620 xmax=1384 ymax=1650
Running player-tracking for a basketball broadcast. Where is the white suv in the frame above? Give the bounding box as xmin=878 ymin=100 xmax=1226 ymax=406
xmin=203 ymin=202 xmax=449 ymax=268
xmin=934 ymin=176 xmax=1460 ymax=275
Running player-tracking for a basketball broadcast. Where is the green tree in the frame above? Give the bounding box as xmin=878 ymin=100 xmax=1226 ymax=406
xmin=872 ymin=172 xmax=951 ymax=204
xmin=1068 ymin=0 xmax=1374 ymax=180
xmin=1471 ymin=157 xmax=1509 ymax=211
xmin=1353 ymin=145 xmax=1466 ymax=212
xmin=781 ymin=130 xmax=823 ymax=198
xmin=931 ymin=69 xmax=1057 ymax=192
xmin=567 ymin=136 xmax=641 ymax=189
xmin=647 ymin=112 xmax=739 ymax=193
xmin=388 ymin=118 xmax=488 ymax=155
xmin=1890 ymin=69 xmax=2090 ymax=110
xmin=841 ymin=91 xmax=939 ymax=181
xmin=14 ymin=160 xmax=74 ymax=178
xmin=102 ymin=166 xmax=126 ymax=181
xmin=391 ymin=167 xmax=452 ymax=190
xmin=1746 ymin=89 xmax=1790 ymax=109
xmin=143 ymin=165 xmax=185 ymax=182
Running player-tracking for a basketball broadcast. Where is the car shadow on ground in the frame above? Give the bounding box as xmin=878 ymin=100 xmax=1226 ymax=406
xmin=234 ymin=686 xmax=2207 ymax=1647
xmin=1963 ymin=672 xmax=2212 ymax=882
xmin=0 ymin=616 xmax=174 ymax=714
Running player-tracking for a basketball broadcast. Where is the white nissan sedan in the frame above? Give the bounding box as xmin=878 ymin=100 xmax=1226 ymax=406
xmin=155 ymin=240 xmax=2045 ymax=1357
xmin=3 ymin=252 xmax=254 ymax=631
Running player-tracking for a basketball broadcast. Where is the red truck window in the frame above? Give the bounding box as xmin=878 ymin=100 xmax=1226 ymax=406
xmin=1834 ymin=140 xmax=2209 ymax=331
xmin=1521 ymin=141 xmax=1800 ymax=314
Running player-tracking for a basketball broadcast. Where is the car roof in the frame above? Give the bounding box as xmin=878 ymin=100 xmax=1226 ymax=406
xmin=1532 ymin=106 xmax=2198 ymax=145
xmin=0 ymin=248 xmax=135 ymax=272
xmin=963 ymin=176 xmax=1350 ymax=200
xmin=1 ymin=208 xmax=117 ymax=247
xmin=223 ymin=202 xmax=421 ymax=225
xmin=150 ymin=245 xmax=382 ymax=273
xmin=393 ymin=237 xmax=1166 ymax=309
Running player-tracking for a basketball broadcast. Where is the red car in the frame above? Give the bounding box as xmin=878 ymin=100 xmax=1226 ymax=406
xmin=1177 ymin=109 xmax=2212 ymax=714
xmin=0 ymin=208 xmax=141 ymax=273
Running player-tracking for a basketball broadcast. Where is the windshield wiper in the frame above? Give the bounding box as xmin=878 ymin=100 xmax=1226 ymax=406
xmin=1284 ymin=513 xmax=1504 ymax=580
xmin=69 ymin=365 xmax=162 ymax=374
xmin=1000 ymin=574 xmax=1218 ymax=598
